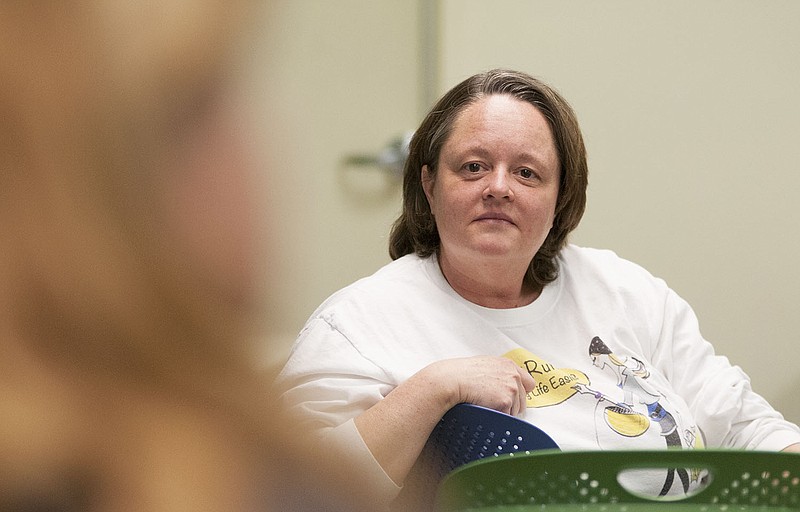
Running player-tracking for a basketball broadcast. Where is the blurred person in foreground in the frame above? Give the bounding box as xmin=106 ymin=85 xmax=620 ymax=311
xmin=0 ymin=2 xmax=367 ymax=511
xmin=277 ymin=69 xmax=800 ymax=511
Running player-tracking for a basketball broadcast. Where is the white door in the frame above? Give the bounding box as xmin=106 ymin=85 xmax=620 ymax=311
xmin=246 ymin=1 xmax=424 ymax=364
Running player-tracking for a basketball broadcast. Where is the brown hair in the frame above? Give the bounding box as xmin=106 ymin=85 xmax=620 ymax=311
xmin=389 ymin=69 xmax=588 ymax=286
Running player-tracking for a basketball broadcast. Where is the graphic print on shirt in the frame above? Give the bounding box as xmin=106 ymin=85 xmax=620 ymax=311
xmin=504 ymin=347 xmax=590 ymax=407
xmin=583 ymin=336 xmax=693 ymax=495
xmin=505 ymin=338 xmax=701 ymax=496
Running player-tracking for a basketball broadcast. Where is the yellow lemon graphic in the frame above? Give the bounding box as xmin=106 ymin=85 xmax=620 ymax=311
xmin=603 ymin=405 xmax=650 ymax=437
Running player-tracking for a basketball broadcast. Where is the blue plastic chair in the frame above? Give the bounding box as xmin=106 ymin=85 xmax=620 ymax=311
xmin=393 ymin=403 xmax=559 ymax=511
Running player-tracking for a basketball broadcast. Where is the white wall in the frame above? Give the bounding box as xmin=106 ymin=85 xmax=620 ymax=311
xmin=440 ymin=0 xmax=800 ymax=423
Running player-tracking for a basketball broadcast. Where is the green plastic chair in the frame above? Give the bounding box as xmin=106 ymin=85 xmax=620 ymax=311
xmin=435 ymin=449 xmax=800 ymax=511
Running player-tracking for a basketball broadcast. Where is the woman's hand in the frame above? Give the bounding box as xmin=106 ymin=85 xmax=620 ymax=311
xmin=422 ymin=356 xmax=536 ymax=417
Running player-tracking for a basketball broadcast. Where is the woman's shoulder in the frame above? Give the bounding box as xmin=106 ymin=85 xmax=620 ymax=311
xmin=558 ymin=244 xmax=668 ymax=293
xmin=559 ymin=243 xmax=634 ymax=268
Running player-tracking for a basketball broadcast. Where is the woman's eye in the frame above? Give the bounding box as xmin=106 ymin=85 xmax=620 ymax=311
xmin=465 ymin=162 xmax=482 ymax=173
xmin=519 ymin=168 xmax=533 ymax=179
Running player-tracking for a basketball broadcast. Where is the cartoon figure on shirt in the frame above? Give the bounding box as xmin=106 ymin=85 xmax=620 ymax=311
xmin=579 ymin=336 xmax=691 ymax=495
xmin=504 ymin=345 xmax=701 ymax=495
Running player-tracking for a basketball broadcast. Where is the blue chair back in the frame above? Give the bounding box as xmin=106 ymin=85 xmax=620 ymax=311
xmin=393 ymin=403 xmax=559 ymax=511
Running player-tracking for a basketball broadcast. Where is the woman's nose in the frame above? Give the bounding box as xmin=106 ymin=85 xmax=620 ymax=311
xmin=483 ymin=169 xmax=513 ymax=200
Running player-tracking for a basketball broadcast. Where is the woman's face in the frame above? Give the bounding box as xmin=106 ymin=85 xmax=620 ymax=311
xmin=422 ymin=94 xmax=560 ymax=275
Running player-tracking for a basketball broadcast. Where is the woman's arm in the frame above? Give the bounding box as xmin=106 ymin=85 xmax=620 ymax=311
xmin=354 ymin=355 xmax=534 ymax=486
xmin=278 ymin=319 xmax=535 ymax=494
xmin=782 ymin=443 xmax=800 ymax=453
xmin=651 ymin=290 xmax=800 ymax=450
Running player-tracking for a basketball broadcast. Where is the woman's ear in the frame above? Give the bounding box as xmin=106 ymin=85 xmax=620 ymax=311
xmin=421 ymin=165 xmax=434 ymax=205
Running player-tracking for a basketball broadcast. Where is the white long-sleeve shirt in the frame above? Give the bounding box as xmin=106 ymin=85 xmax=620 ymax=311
xmin=278 ymin=246 xmax=800 ymax=503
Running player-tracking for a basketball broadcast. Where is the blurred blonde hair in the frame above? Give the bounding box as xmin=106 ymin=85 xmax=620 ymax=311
xmin=0 ymin=2 xmax=289 ymax=510
xmin=1 ymin=0 xmax=267 ymax=410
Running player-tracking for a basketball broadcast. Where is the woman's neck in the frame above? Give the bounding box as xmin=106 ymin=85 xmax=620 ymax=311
xmin=437 ymin=251 xmax=541 ymax=309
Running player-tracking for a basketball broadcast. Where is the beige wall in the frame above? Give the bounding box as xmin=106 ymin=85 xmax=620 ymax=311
xmin=250 ymin=1 xmax=800 ymax=423
xmin=440 ymin=0 xmax=800 ymax=423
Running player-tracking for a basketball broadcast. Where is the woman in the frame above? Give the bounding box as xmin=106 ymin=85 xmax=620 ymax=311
xmin=278 ymin=69 xmax=800 ymax=508
xmin=0 ymin=2 xmax=369 ymax=511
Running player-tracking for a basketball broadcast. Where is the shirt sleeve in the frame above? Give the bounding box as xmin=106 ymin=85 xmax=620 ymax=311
xmin=276 ymin=317 xmax=396 ymax=430
xmin=276 ymin=318 xmax=403 ymax=505
xmin=324 ymin=419 xmax=403 ymax=506
xmin=651 ymin=289 xmax=800 ymax=450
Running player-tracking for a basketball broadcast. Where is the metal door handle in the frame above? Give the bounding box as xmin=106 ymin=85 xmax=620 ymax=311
xmin=342 ymin=131 xmax=413 ymax=178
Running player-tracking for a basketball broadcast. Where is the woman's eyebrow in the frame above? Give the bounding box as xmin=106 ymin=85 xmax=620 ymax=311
xmin=450 ymin=144 xmax=556 ymax=169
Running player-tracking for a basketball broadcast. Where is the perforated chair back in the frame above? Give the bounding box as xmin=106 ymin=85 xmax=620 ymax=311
xmin=427 ymin=403 xmax=559 ymax=475
xmin=393 ymin=403 xmax=559 ymax=511
xmin=436 ymin=449 xmax=800 ymax=511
